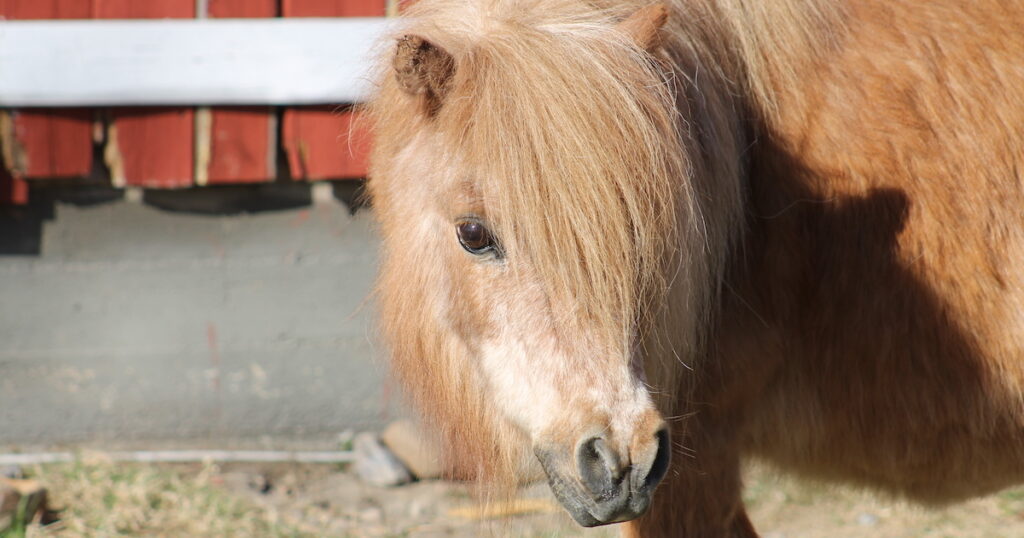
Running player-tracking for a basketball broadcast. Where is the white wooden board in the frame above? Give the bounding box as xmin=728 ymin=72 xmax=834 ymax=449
xmin=0 ymin=18 xmax=397 ymax=107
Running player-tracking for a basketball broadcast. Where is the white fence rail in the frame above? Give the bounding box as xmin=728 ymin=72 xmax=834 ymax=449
xmin=0 ymin=18 xmax=396 ymax=107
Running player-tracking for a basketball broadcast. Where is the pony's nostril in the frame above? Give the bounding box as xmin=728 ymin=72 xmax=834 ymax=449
xmin=577 ymin=436 xmax=621 ymax=497
xmin=642 ymin=428 xmax=671 ymax=489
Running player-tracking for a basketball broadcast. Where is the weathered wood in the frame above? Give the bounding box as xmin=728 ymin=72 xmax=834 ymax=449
xmin=0 ymin=1 xmax=93 ymax=182
xmin=204 ymin=0 xmax=278 ymax=184
xmin=283 ymin=107 xmax=371 ymax=181
xmin=95 ymin=0 xmax=195 ymax=188
xmin=0 ymin=167 xmax=28 ymax=205
xmin=282 ymin=0 xmax=386 ymax=17
xmin=0 ymin=478 xmax=48 ymax=531
xmin=282 ymin=0 xmax=384 ymax=180
xmin=0 ymin=19 xmax=392 ymax=107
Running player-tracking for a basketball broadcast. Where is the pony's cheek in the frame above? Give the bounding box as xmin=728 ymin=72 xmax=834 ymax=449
xmin=440 ymin=264 xmax=501 ymax=341
xmin=477 ymin=336 xmax=565 ymax=435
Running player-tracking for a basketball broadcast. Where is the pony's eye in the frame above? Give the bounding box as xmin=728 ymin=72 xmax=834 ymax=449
xmin=456 ymin=220 xmax=497 ymax=255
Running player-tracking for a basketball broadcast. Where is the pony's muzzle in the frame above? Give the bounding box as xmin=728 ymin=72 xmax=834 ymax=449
xmin=535 ymin=427 xmax=671 ymax=526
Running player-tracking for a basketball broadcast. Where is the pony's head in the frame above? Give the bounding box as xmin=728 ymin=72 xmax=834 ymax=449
xmin=368 ymin=0 xmax=714 ymax=526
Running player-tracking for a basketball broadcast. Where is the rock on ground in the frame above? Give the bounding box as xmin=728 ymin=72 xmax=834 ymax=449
xmin=353 ymin=432 xmax=413 ymax=487
xmin=381 ymin=420 xmax=444 ymax=480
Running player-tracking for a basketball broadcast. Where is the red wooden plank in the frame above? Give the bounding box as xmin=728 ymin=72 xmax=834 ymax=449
xmin=105 ymin=108 xmax=194 ymax=189
xmin=0 ymin=0 xmax=92 ymax=19
xmin=282 ymin=0 xmax=382 ymax=181
xmin=205 ymin=108 xmax=274 ymax=184
xmin=0 ymin=169 xmax=29 ymax=206
xmin=0 ymin=1 xmax=94 ymax=181
xmin=204 ymin=0 xmax=277 ymax=184
xmin=93 ymin=0 xmax=193 ymax=18
xmin=282 ymin=0 xmax=385 ymax=17
xmin=9 ymin=110 xmax=94 ymax=179
xmin=95 ymin=0 xmax=195 ymax=188
xmin=283 ymin=108 xmax=371 ymax=181
xmin=209 ymin=0 xmax=276 ymax=16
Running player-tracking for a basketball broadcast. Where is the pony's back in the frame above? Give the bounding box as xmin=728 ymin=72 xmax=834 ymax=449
xmin=734 ymin=0 xmax=1024 ymax=507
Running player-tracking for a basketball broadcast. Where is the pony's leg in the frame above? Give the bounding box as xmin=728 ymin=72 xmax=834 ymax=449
xmin=621 ymin=427 xmax=757 ymax=538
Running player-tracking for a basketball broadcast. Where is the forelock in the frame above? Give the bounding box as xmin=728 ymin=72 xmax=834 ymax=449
xmin=423 ymin=3 xmax=692 ymax=348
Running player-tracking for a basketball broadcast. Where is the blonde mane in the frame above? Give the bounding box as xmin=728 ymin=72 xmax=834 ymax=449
xmin=366 ymin=0 xmax=845 ymax=481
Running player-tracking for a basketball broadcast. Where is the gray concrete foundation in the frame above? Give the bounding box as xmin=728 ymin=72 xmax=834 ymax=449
xmin=0 ymin=188 xmax=391 ymax=449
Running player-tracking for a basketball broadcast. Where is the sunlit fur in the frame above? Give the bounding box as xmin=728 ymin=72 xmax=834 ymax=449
xmin=366 ymin=0 xmax=1024 ymax=536
xmin=367 ymin=0 xmax=728 ymax=482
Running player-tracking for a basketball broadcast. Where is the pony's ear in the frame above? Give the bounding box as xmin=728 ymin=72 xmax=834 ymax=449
xmin=394 ymin=35 xmax=455 ymax=115
xmin=616 ymin=4 xmax=669 ymax=52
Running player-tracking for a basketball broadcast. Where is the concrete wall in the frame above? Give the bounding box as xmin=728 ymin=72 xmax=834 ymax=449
xmin=0 ymin=186 xmax=392 ymax=449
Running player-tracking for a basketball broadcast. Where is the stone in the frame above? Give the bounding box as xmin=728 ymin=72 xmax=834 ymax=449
xmin=856 ymin=512 xmax=879 ymax=527
xmin=353 ymin=432 xmax=413 ymax=487
xmin=0 ymin=466 xmax=23 ymax=480
xmin=0 ymin=478 xmax=49 ymax=531
xmin=215 ymin=472 xmax=271 ymax=495
xmin=380 ymin=420 xmax=444 ymax=480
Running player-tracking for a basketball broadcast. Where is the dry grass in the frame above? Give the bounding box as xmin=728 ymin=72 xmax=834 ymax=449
xmin=744 ymin=463 xmax=1024 ymax=538
xmin=6 ymin=460 xmax=1024 ymax=537
xmin=9 ymin=460 xmax=312 ymax=538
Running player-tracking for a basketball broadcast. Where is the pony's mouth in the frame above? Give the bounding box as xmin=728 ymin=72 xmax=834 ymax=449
xmin=534 ymin=434 xmax=669 ymax=526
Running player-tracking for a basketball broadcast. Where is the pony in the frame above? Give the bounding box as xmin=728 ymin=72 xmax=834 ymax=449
xmin=364 ymin=0 xmax=1024 ymax=535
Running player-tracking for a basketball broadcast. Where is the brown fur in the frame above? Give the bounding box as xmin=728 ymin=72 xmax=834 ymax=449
xmin=393 ymin=35 xmax=456 ymax=116
xmin=366 ymin=0 xmax=1024 ymax=535
xmin=617 ymin=4 xmax=669 ymax=52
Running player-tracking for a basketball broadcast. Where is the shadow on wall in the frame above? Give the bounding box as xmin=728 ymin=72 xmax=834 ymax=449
xmin=0 ymin=180 xmax=369 ymax=256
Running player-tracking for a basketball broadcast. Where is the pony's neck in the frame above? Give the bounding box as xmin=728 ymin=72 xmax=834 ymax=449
xmin=672 ymin=0 xmax=846 ymax=123
xmin=638 ymin=0 xmax=845 ymax=405
xmin=664 ymin=0 xmax=845 ymax=285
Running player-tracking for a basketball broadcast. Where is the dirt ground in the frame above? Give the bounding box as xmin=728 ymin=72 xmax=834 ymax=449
xmin=11 ymin=459 xmax=1024 ymax=537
